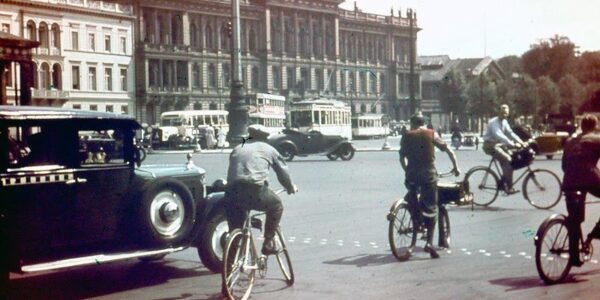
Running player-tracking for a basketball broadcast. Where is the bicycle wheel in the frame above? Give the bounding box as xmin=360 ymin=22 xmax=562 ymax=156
xmin=388 ymin=201 xmax=417 ymax=261
xmin=535 ymin=216 xmax=572 ymax=284
xmin=464 ymin=167 xmax=500 ymax=206
xmin=437 ymin=206 xmax=451 ymax=248
xmin=524 ymin=169 xmax=562 ymax=209
xmin=222 ymin=229 xmax=257 ymax=300
xmin=274 ymin=229 xmax=295 ymax=285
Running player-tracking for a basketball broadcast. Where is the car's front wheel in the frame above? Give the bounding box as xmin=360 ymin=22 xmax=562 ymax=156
xmin=339 ymin=145 xmax=355 ymax=161
xmin=278 ymin=144 xmax=296 ymax=161
xmin=198 ymin=209 xmax=228 ymax=273
xmin=136 ymin=179 xmax=195 ymax=247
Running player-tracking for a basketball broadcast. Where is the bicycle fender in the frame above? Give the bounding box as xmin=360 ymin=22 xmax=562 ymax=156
xmin=387 ymin=199 xmax=406 ymax=221
xmin=534 ymin=214 xmax=567 ymax=246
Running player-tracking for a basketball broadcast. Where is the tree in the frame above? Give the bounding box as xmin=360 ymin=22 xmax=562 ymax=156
xmin=496 ymin=55 xmax=522 ymax=77
xmin=536 ymin=76 xmax=561 ymax=123
xmin=464 ymin=73 xmax=498 ymax=132
xmin=557 ymin=74 xmax=584 ymax=114
xmin=522 ymin=35 xmax=576 ymax=82
xmin=572 ymin=51 xmax=600 ymax=84
xmin=439 ymin=69 xmax=466 ymax=116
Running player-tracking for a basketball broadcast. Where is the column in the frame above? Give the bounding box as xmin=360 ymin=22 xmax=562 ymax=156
xmin=280 ymin=10 xmax=285 ymax=56
xmin=187 ymin=61 xmax=193 ymax=90
xmin=308 ymin=13 xmax=314 ymax=58
xmin=264 ymin=7 xmax=271 ymax=53
xmin=153 ymin=9 xmax=159 ymax=44
xmin=321 ymin=15 xmax=326 ymax=59
xmin=334 ymin=16 xmax=340 ymax=59
xmin=0 ymin=62 xmax=6 ymax=105
xmin=139 ymin=7 xmax=145 ymax=43
xmin=166 ymin=11 xmax=172 ymax=44
xmin=200 ymin=17 xmax=206 ymax=52
xmin=294 ymin=12 xmax=299 ymax=58
xmin=182 ymin=11 xmax=190 ymax=45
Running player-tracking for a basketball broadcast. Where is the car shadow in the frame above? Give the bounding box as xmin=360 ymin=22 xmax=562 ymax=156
xmin=5 ymin=258 xmax=214 ymax=300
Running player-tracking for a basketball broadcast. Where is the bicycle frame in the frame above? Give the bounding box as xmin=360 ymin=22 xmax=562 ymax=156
xmin=487 ymin=158 xmax=532 ymax=189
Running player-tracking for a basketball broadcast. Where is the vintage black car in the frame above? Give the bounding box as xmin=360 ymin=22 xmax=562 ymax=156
xmin=267 ymin=128 xmax=355 ymax=161
xmin=0 ymin=106 xmax=227 ymax=290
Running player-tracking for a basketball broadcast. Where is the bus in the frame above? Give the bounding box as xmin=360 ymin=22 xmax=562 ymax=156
xmin=158 ymin=110 xmax=229 ymax=144
xmin=289 ymin=98 xmax=352 ymax=139
xmin=246 ymin=93 xmax=286 ymax=135
xmin=352 ymin=114 xmax=388 ymax=138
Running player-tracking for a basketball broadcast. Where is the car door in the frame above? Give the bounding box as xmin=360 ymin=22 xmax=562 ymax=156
xmin=0 ymin=123 xmax=77 ymax=261
xmin=72 ymin=127 xmax=133 ymax=245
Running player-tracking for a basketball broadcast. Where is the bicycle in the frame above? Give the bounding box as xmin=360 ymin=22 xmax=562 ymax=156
xmin=464 ymin=144 xmax=562 ymax=209
xmin=387 ymin=171 xmax=465 ymax=261
xmin=221 ymin=189 xmax=294 ymax=300
xmin=534 ymin=191 xmax=600 ymax=284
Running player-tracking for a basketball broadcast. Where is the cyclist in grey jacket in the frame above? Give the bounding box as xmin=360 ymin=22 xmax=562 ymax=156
xmin=225 ymin=125 xmax=297 ymax=255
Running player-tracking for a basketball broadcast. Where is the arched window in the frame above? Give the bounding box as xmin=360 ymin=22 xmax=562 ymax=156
xmin=26 ymin=20 xmax=36 ymax=41
xmin=251 ymin=65 xmax=259 ymax=89
xmin=248 ymin=27 xmax=256 ymax=53
xmin=51 ymin=23 xmax=61 ymax=49
xmin=52 ymin=63 xmax=62 ymax=90
xmin=143 ymin=12 xmax=153 ymax=43
xmin=190 ymin=23 xmax=197 ymax=48
xmin=360 ymin=103 xmax=367 ymax=113
xmin=205 ymin=24 xmax=214 ymax=51
xmin=31 ymin=62 xmax=38 ymax=89
xmin=38 ymin=22 xmax=49 ymax=48
xmin=220 ymin=23 xmax=230 ymax=51
xmin=40 ymin=63 xmax=50 ymax=89
xmin=171 ymin=13 xmax=182 ymax=45
xmin=157 ymin=15 xmax=165 ymax=44
xmin=208 ymin=63 xmax=216 ymax=88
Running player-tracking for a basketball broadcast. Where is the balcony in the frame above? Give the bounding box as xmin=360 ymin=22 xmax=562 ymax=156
xmin=32 ymin=88 xmax=70 ymax=100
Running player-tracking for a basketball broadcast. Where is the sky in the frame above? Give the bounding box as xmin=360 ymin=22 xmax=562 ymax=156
xmin=339 ymin=0 xmax=600 ymax=59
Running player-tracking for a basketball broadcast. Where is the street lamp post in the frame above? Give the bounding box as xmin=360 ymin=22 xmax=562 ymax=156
xmin=226 ymin=0 xmax=248 ymax=146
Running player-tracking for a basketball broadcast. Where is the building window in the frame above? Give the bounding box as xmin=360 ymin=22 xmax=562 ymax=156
xmin=72 ymin=66 xmax=80 ymax=90
xmin=121 ymin=105 xmax=128 ymax=115
xmin=251 ymin=66 xmax=259 ymax=89
xmin=104 ymin=67 xmax=112 ymax=91
xmin=73 ymin=104 xmax=81 ymax=110
xmin=89 ymin=66 xmax=97 ymax=90
xmin=120 ymin=36 xmax=126 ymax=53
xmin=120 ymin=68 xmax=127 ymax=91
xmin=105 ymin=34 xmax=111 ymax=52
xmin=90 ymin=104 xmax=98 ymax=111
xmin=106 ymin=105 xmax=114 ymax=113
xmin=286 ymin=66 xmax=295 ymax=90
xmin=89 ymin=33 xmax=95 ymax=51
xmin=272 ymin=66 xmax=280 ymax=90
xmin=208 ymin=64 xmax=216 ymax=88
xmin=71 ymin=31 xmax=79 ymax=50
xmin=1 ymin=23 xmax=10 ymax=33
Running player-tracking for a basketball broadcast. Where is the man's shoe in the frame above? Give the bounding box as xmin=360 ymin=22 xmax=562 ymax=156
xmin=570 ymin=257 xmax=583 ymax=267
xmin=504 ymin=188 xmax=520 ymax=195
xmin=261 ymin=238 xmax=278 ymax=255
xmin=424 ymin=244 xmax=440 ymax=259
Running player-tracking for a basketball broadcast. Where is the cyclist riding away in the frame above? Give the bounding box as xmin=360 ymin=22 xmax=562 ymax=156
xmin=562 ymin=114 xmax=600 ymax=267
xmin=482 ymin=104 xmax=525 ymax=195
xmin=224 ymin=124 xmax=297 ymax=255
xmin=399 ymin=112 xmax=460 ymax=258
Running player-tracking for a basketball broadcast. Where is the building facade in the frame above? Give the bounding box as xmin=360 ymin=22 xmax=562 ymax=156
xmin=0 ymin=0 xmax=135 ymax=116
xmin=134 ymin=0 xmax=421 ymax=125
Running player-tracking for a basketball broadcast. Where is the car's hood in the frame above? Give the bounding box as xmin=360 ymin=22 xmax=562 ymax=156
xmin=135 ymin=164 xmax=206 ymax=179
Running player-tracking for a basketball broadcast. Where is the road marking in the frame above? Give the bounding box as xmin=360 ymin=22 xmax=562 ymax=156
xmin=320 ymin=239 xmax=328 ymax=245
xmin=303 ymin=238 xmax=312 ymax=244
xmin=519 ymin=252 xmax=527 ymax=256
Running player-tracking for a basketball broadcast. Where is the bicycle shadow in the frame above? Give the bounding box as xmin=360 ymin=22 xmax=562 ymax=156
xmin=489 ymin=267 xmax=600 ymax=292
xmin=249 ymin=278 xmax=295 ymax=296
xmin=322 ymin=250 xmax=442 ymax=267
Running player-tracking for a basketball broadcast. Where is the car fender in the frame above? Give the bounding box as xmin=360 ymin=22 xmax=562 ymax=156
xmin=275 ymin=140 xmax=298 ymax=153
xmin=195 ymin=191 xmax=227 ymax=237
xmin=326 ymin=141 xmax=354 ymax=154
xmin=533 ymin=213 xmax=567 ymax=246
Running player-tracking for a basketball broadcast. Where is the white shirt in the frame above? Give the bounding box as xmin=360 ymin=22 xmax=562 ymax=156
xmin=482 ymin=117 xmax=522 ymax=146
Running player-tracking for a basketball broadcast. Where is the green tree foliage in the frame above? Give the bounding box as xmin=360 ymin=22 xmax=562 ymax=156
xmin=522 ymin=35 xmax=576 ymax=82
xmin=439 ymin=69 xmax=466 ymax=115
xmin=573 ymin=51 xmax=600 ymax=84
xmin=496 ymin=55 xmax=522 ymax=77
xmin=536 ymin=76 xmax=561 ymax=123
xmin=464 ymin=73 xmax=498 ymax=119
xmin=557 ymin=74 xmax=584 ymax=114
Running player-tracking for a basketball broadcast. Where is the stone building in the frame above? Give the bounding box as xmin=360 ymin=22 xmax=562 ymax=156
xmin=0 ymin=0 xmax=135 ymax=115
xmin=134 ymin=0 xmax=421 ymax=125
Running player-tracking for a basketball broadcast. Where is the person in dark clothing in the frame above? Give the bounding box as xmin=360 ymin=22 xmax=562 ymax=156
xmin=225 ymin=124 xmax=297 ymax=255
xmin=399 ymin=112 xmax=460 ymax=258
xmin=562 ymin=114 xmax=600 ymax=267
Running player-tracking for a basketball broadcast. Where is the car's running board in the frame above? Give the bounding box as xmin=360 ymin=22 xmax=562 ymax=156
xmin=20 ymin=246 xmax=185 ymax=273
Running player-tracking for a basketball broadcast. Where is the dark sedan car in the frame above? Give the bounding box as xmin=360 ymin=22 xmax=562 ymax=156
xmin=267 ymin=128 xmax=355 ymax=161
xmin=0 ymin=106 xmax=227 ymax=291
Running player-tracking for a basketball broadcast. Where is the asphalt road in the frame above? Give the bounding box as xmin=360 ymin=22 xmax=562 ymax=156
xmin=7 ymin=138 xmax=600 ymax=300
